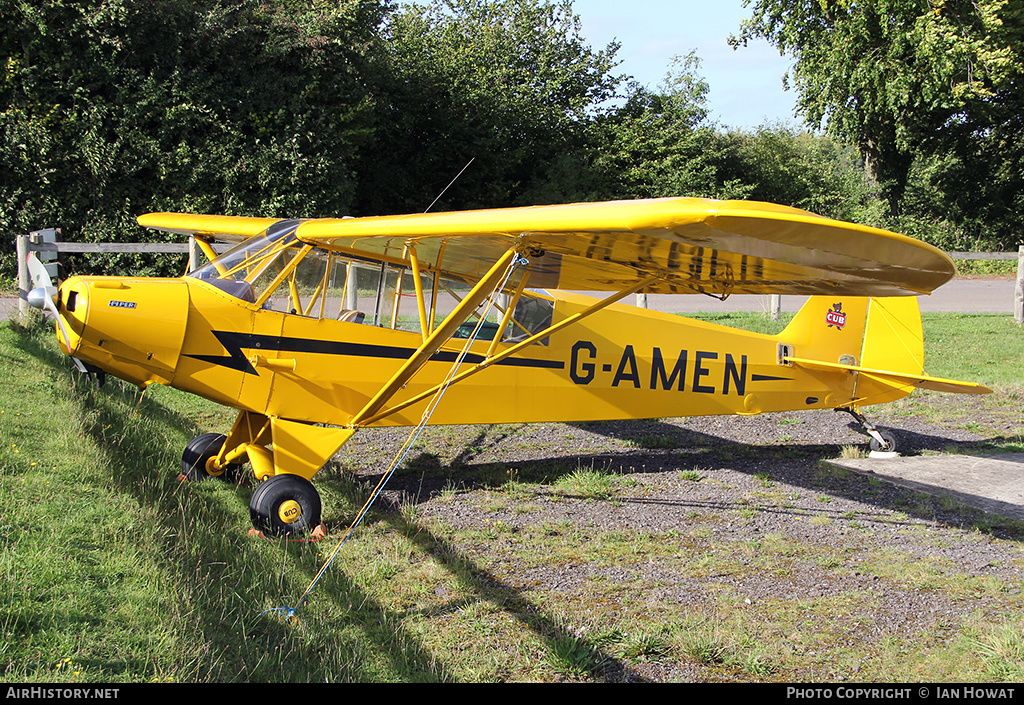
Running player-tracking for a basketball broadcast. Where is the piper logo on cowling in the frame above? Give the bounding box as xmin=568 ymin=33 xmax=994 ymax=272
xmin=826 ymin=303 xmax=846 ymax=329
xmin=108 ymin=300 xmax=137 ymax=309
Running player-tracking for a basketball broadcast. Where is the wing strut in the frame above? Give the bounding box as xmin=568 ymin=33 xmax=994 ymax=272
xmin=358 ymin=273 xmax=663 ymax=427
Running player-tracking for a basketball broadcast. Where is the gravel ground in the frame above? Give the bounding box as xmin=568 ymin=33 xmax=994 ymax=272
xmin=331 ymin=400 xmax=1024 ymax=681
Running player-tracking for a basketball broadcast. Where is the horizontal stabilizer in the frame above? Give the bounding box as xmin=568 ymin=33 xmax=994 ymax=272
xmin=785 ymin=356 xmax=992 ymax=396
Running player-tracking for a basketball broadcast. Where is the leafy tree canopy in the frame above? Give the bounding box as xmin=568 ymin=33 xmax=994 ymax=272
xmin=732 ymin=0 xmax=1023 ymax=215
xmin=353 ymin=0 xmax=622 ymax=214
xmin=2 ymin=0 xmax=1021 ymax=282
xmin=1 ymin=0 xmax=386 ymax=274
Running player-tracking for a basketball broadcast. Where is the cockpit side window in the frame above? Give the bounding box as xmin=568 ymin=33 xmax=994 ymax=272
xmin=258 ymin=247 xmax=327 ymax=315
xmin=190 ymin=230 xmax=375 ymax=324
xmin=188 ymin=229 xmax=554 ymax=344
xmin=503 ymin=292 xmax=553 ymax=344
xmin=441 ymin=279 xmax=553 ymax=346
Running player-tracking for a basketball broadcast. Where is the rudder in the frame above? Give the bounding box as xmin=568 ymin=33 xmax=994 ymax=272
xmin=780 ymin=296 xmax=925 ymax=408
xmin=855 ymin=297 xmax=925 ymax=406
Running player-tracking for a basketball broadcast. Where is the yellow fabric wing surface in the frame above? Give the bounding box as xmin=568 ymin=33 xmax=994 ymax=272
xmin=139 ymin=197 xmax=957 ymax=297
xmin=137 ymin=212 xmax=283 ymax=242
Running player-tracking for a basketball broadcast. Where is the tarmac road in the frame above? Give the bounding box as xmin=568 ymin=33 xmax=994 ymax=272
xmin=612 ymin=277 xmax=1018 ymax=314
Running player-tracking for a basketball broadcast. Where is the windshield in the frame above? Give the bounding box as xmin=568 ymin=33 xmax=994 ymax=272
xmin=188 ymin=220 xmax=301 ymax=302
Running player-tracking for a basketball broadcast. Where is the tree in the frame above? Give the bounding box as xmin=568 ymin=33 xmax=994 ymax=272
xmin=732 ymin=0 xmax=1023 ymax=217
xmin=588 ymin=53 xmax=735 ymax=200
xmin=353 ymin=0 xmax=622 ymax=214
xmin=907 ymin=1 xmax=1024 ymax=249
xmin=0 ymin=0 xmax=386 ymax=277
xmin=717 ymin=125 xmax=879 ymax=223
xmin=577 ymin=52 xmax=774 ymax=203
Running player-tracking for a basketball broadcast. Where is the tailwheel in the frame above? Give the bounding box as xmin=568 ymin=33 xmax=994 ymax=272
xmin=249 ymin=474 xmax=322 ymax=537
xmin=837 ymin=408 xmax=898 ymax=453
xmin=869 ymin=429 xmax=898 ymax=453
xmin=181 ymin=433 xmax=243 ymax=482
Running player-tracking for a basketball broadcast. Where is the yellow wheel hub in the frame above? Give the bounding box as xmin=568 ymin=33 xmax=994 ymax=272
xmin=278 ymin=499 xmax=303 ymax=524
xmin=205 ymin=456 xmax=224 ymax=477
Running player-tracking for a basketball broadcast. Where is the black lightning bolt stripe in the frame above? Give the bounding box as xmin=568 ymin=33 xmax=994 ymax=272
xmin=751 ymin=374 xmax=793 ymax=382
xmin=185 ymin=330 xmax=566 ymax=376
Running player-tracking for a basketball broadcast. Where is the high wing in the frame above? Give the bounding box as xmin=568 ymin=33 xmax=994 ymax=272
xmin=140 ymin=197 xmax=957 ymax=297
xmin=295 ymin=197 xmax=957 ymax=297
xmin=137 ymin=212 xmax=283 ymax=243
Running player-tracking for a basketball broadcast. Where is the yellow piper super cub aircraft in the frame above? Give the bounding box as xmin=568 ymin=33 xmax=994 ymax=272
xmin=26 ymin=197 xmax=991 ymax=537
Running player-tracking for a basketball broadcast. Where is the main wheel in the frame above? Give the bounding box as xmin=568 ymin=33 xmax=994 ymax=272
xmin=869 ymin=429 xmax=898 ymax=453
xmin=181 ymin=433 xmax=243 ymax=482
xmin=249 ymin=474 xmax=322 ymax=537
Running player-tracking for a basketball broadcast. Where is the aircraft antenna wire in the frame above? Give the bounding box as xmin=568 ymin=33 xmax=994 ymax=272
xmin=264 ymin=254 xmax=527 ymax=621
xmin=423 ymin=158 xmax=475 ymax=213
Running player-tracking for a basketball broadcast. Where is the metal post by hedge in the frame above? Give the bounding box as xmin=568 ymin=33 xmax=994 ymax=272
xmin=15 ymin=233 xmax=30 ymax=323
xmin=1016 ymin=245 xmax=1024 ymax=325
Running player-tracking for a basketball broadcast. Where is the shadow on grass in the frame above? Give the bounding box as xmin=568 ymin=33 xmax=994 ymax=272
xmin=9 ymin=321 xmax=645 ymax=681
xmin=354 ymin=410 xmax=1024 ymax=542
xmin=9 ymin=321 xmax=449 ymax=680
xmin=12 ymin=316 xmax=1020 ymax=681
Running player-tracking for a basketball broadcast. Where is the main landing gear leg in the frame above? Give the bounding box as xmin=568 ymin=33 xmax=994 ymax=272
xmin=180 ymin=432 xmax=244 ymax=482
xmin=178 ymin=413 xmax=341 ymax=539
xmin=837 ymin=407 xmax=898 ymax=453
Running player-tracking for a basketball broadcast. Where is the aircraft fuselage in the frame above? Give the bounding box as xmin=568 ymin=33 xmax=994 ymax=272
xmin=55 ymin=275 xmax=913 ymax=430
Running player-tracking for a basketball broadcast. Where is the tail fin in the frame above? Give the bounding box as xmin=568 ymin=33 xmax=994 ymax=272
xmin=780 ymin=296 xmax=990 ymax=408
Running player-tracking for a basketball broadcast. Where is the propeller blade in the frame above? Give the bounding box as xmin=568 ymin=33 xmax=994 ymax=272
xmin=26 ymin=251 xmax=54 ymax=291
xmin=25 ymin=253 xmax=57 ymax=307
xmin=25 ymin=252 xmax=95 ymax=382
xmin=30 ymin=287 xmax=72 ymax=347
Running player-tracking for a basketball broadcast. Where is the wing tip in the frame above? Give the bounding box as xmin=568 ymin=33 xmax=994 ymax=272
xmin=136 ymin=212 xmax=281 ymax=239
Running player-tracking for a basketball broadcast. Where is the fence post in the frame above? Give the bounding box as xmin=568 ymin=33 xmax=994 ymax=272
xmin=636 ymin=293 xmax=648 ymax=309
xmin=15 ymin=233 xmax=32 ymax=323
xmin=769 ymin=294 xmax=781 ymax=321
xmin=1016 ymin=246 xmax=1024 ymax=325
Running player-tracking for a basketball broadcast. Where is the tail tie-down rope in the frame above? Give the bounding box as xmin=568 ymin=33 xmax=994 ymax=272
xmin=262 ymin=255 xmax=529 ymax=622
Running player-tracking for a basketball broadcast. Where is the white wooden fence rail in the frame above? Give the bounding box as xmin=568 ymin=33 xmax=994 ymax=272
xmin=14 ymin=230 xmax=227 ymax=321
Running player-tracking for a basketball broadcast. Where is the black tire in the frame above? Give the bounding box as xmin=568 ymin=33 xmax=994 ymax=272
xmin=181 ymin=433 xmax=243 ymax=482
xmin=249 ymin=474 xmax=322 ymax=537
xmin=869 ymin=430 xmax=898 ymax=453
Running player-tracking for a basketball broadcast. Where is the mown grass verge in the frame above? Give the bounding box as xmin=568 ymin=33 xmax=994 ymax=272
xmin=0 ymin=319 xmax=462 ymax=682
